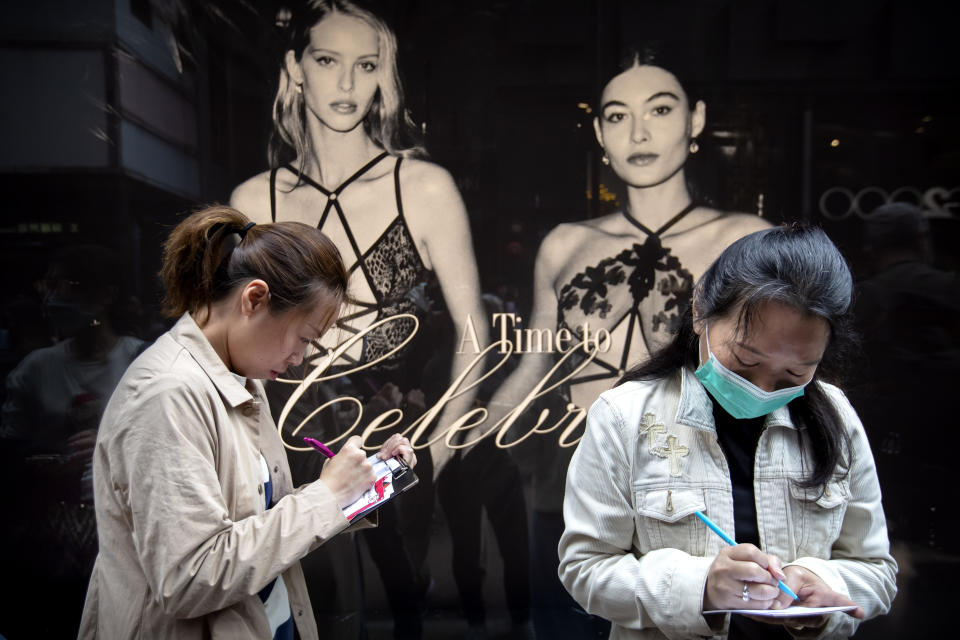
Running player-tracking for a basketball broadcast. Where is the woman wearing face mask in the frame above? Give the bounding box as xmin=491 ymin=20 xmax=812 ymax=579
xmin=484 ymin=43 xmax=770 ymax=638
xmin=78 ymin=205 xmax=416 ymax=639
xmin=558 ymin=224 xmax=897 ymax=639
xmin=230 ymin=2 xmax=496 ymax=637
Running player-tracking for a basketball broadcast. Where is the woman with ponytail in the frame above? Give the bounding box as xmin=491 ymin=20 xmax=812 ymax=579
xmin=558 ymin=224 xmax=897 ymax=639
xmin=79 ymin=206 xmax=416 ymax=640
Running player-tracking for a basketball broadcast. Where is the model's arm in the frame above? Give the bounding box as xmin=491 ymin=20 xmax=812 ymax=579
xmin=104 ymin=373 xmax=352 ymax=619
xmin=781 ymin=387 xmax=898 ymax=638
xmin=558 ymin=394 xmax=725 ymax=637
xmin=481 ymin=226 xmax=569 ymax=450
xmin=400 ymin=162 xmax=488 ymax=476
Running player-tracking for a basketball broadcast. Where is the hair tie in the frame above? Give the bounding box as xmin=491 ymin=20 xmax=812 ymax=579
xmin=238 ymin=221 xmax=256 ymax=238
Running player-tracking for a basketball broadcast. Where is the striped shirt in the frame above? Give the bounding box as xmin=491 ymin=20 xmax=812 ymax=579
xmin=258 ymin=453 xmax=294 ymax=640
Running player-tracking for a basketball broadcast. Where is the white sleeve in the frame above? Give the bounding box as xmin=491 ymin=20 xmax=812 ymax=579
xmin=558 ymin=396 xmax=721 ymax=638
xmin=785 ymin=389 xmax=898 ymax=638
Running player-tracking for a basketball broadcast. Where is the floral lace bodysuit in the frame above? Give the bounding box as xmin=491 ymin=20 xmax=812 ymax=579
xmin=556 ymin=204 xmax=696 ymax=388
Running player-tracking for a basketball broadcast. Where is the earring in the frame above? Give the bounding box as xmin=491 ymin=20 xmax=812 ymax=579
xmin=689 ymin=139 xmax=699 ymax=154
xmin=601 ymin=153 xmax=610 ymax=166
xmin=294 ymin=82 xmax=303 ymax=94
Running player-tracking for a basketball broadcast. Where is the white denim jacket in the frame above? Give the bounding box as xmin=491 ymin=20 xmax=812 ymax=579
xmin=558 ymin=368 xmax=896 ymax=640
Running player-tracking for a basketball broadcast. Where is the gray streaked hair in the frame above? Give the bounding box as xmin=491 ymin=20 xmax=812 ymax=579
xmin=619 ymin=223 xmax=856 ymax=489
xmin=695 ymin=223 xmax=854 ymax=339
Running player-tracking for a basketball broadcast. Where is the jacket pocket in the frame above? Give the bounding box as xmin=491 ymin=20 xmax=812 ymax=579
xmin=788 ymin=479 xmax=849 ymax=558
xmin=635 ymin=487 xmax=707 ymax=555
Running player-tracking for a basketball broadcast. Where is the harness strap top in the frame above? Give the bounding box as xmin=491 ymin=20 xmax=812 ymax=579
xmin=394 ymin=154 xmax=405 ymax=218
xmin=274 ymin=152 xmax=417 ymax=310
xmin=269 ymin=152 xmax=433 ymax=377
xmin=558 ymin=303 xmax=639 ymax=385
xmin=622 ymin=201 xmax=697 ymax=237
xmin=269 ymin=167 xmax=279 ymax=222
xmin=294 ymin=151 xmax=390 ymax=197
xmin=270 ymin=151 xmax=390 ymax=222
xmin=273 ymin=152 xmax=390 ymax=266
xmin=559 ymin=202 xmax=699 ymax=388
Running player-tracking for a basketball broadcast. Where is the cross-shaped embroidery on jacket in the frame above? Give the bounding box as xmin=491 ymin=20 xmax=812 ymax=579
xmin=639 ymin=413 xmax=666 ymax=450
xmin=652 ymin=434 xmax=689 ymax=477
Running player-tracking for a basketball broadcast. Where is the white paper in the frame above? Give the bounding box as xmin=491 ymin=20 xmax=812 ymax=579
xmin=703 ymin=605 xmax=857 ymax=617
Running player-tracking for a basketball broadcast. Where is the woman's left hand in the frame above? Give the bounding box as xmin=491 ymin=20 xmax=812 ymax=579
xmin=748 ymin=564 xmax=864 ymax=636
xmin=377 ymin=433 xmax=417 ymax=468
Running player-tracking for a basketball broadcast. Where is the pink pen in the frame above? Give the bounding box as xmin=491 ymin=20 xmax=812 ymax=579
xmin=303 ymin=437 xmax=335 ymax=458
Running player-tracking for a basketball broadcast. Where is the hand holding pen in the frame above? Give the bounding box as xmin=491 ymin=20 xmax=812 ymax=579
xmin=303 ymin=437 xmax=336 ymax=458
xmin=696 ymin=510 xmax=796 ymax=612
xmin=312 ymin=435 xmax=376 ymax=509
xmin=695 ymin=510 xmax=864 ymax=628
xmin=305 ymin=434 xmax=417 ymax=468
xmin=305 ymin=435 xmax=418 ymax=509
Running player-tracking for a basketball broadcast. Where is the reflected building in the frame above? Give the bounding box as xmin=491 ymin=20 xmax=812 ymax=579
xmin=0 ymin=0 xmax=271 ymax=354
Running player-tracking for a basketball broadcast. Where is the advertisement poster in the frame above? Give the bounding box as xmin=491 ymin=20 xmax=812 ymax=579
xmin=1 ymin=1 xmax=956 ymax=638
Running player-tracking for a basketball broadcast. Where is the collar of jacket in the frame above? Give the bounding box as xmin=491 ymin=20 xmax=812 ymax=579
xmin=673 ymin=367 xmax=797 ymax=433
xmin=170 ymin=313 xmax=254 ymax=408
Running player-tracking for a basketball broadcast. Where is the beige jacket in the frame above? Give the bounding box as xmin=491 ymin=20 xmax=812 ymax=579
xmin=79 ymin=314 xmax=367 ymax=639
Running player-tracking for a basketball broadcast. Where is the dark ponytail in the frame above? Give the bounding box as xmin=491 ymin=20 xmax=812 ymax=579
xmin=161 ymin=205 xmax=348 ymax=318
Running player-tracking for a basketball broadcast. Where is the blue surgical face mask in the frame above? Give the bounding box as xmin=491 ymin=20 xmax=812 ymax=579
xmin=694 ymin=321 xmax=810 ymax=420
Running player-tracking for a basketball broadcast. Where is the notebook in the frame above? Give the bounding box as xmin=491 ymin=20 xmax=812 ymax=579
xmin=341 ymin=454 xmax=419 ymax=521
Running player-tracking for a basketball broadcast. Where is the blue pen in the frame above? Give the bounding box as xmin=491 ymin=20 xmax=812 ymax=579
xmin=694 ymin=510 xmax=799 ymax=602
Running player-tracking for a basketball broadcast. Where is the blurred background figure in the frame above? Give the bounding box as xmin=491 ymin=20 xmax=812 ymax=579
xmin=0 ymin=244 xmax=144 ymax=638
xmin=848 ymin=202 xmax=960 ymax=637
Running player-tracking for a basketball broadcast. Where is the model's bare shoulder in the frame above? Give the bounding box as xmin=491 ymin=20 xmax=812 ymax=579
xmin=722 ymin=210 xmax=774 ymax=230
xmin=540 ymin=221 xmax=585 ymax=256
xmin=392 ymin=158 xmax=476 ymax=274
xmin=398 ymin=157 xmax=459 ymax=198
xmin=397 ymin=158 xmax=471 ymax=243
xmin=535 ymin=217 xmax=609 ymax=278
xmin=229 ymin=171 xmax=274 ymax=224
xmin=533 ymin=225 xmax=576 ymax=288
xmin=700 ymin=209 xmax=772 ymax=242
xmin=546 ymin=212 xmax=623 ymax=247
xmin=710 ymin=209 xmax=771 ymax=230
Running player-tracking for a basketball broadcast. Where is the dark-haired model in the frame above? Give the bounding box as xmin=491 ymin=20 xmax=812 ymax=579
xmin=485 ymin=53 xmax=769 ymax=638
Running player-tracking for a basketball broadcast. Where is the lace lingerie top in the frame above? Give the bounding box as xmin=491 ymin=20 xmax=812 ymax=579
xmin=270 ymin=152 xmax=439 ymax=391
xmin=555 ymin=203 xmax=697 ymax=388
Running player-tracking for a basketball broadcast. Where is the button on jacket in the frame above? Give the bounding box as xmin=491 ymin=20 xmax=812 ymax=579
xmin=80 ymin=313 xmax=370 ymax=639
xmin=559 ymin=368 xmax=897 ymax=640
